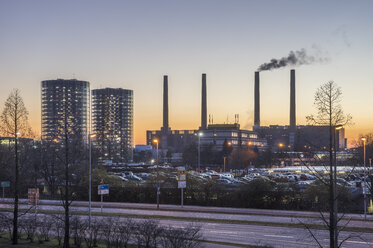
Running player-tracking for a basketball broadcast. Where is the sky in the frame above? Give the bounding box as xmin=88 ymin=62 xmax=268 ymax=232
xmin=0 ymin=0 xmax=372 ymax=146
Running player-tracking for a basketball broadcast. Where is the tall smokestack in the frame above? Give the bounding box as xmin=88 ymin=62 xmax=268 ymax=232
xmin=201 ymin=73 xmax=207 ymax=130
xmin=162 ymin=75 xmax=169 ymax=131
xmin=254 ymin=71 xmax=260 ymax=127
xmin=290 ymin=69 xmax=296 ymax=130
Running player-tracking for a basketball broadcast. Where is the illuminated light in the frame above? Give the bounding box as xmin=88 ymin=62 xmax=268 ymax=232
xmin=153 ymin=139 xmax=158 ymax=143
xmin=278 ymin=143 xmax=284 ymax=148
xmin=338 ymin=171 xmax=346 ymax=174
xmin=361 ymin=137 xmax=366 ymax=141
xmin=268 ymin=170 xmax=274 ymax=173
xmin=295 ymin=170 xmax=301 ymax=173
xmin=335 ymin=125 xmax=343 ymax=130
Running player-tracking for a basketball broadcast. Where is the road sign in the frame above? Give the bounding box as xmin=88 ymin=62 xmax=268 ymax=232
xmin=177 ymin=167 xmax=186 ymax=181
xmin=177 ymin=167 xmax=186 ymax=188
xmin=98 ymin=184 xmax=109 ymax=195
xmin=178 ymin=181 xmax=186 ymax=189
xmin=28 ymin=188 xmax=39 ymax=205
xmin=1 ymin=181 xmax=10 ymax=188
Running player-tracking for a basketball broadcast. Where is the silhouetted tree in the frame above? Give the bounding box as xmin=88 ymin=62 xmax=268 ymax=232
xmin=0 ymin=89 xmax=32 ymax=244
xmin=306 ymin=81 xmax=352 ymax=248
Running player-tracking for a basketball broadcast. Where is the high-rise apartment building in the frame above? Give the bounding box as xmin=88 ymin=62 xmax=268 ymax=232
xmin=41 ymin=79 xmax=90 ymax=142
xmin=92 ymin=88 xmax=133 ymax=163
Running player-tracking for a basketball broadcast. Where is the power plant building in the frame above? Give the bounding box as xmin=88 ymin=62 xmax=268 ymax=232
xmin=146 ymin=74 xmax=266 ymax=153
xmin=146 ymin=69 xmax=347 ymax=166
xmin=253 ymin=70 xmax=346 ymax=152
xmin=41 ymin=79 xmax=90 ymax=142
xmin=92 ymin=88 xmax=134 ymax=163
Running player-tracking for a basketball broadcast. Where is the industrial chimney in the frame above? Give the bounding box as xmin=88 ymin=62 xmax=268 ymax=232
xmin=201 ymin=73 xmax=207 ymax=130
xmin=290 ymin=69 xmax=296 ymax=130
xmin=162 ymin=75 xmax=169 ymax=132
xmin=254 ymin=71 xmax=260 ymax=127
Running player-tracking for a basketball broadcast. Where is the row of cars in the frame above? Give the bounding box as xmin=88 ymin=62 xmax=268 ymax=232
xmin=114 ymin=171 xmax=153 ymax=182
xmin=196 ymin=169 xmax=370 ymax=190
xmin=110 ymin=166 xmax=371 ymax=193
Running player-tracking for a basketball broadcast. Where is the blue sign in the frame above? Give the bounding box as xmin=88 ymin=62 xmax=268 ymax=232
xmin=98 ymin=184 xmax=109 ymax=190
xmin=1 ymin=181 xmax=10 ymax=188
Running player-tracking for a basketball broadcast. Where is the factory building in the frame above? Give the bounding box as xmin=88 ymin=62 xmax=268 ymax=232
xmin=253 ymin=70 xmax=346 ymax=152
xmin=146 ymin=74 xmax=266 ymax=153
xmin=146 ymin=68 xmax=347 ymax=165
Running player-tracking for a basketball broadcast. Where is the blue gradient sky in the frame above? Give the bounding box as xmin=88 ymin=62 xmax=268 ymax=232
xmin=0 ymin=0 xmax=372 ymax=145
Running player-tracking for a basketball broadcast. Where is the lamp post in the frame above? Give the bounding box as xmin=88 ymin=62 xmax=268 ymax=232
xmin=197 ymin=132 xmax=203 ymax=172
xmin=362 ymin=137 xmax=367 ymax=220
xmin=153 ymin=139 xmax=159 ymax=209
xmin=224 ymin=141 xmax=232 ymax=172
xmin=333 ymin=124 xmax=343 ymax=245
xmin=88 ymin=134 xmax=96 ymax=228
xmin=278 ymin=143 xmax=284 ymax=166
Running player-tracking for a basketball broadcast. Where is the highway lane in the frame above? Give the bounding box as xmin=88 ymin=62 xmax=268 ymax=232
xmin=2 ymin=198 xmax=373 ymax=221
xmin=1 ymin=204 xmax=373 ymax=247
xmin=2 ymin=209 xmax=372 ymax=248
xmin=1 ymin=201 xmax=373 ymax=230
xmin=0 ymin=198 xmax=373 ymax=221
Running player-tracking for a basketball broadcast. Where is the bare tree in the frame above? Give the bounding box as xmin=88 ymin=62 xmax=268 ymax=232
xmin=0 ymin=89 xmax=32 ymax=244
xmin=161 ymin=223 xmax=203 ymax=248
xmin=49 ymin=94 xmax=88 ymax=248
xmin=306 ymin=81 xmax=352 ymax=248
xmin=135 ymin=219 xmax=163 ymax=248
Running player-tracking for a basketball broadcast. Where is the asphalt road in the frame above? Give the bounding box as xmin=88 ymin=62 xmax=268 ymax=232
xmin=1 ymin=199 xmax=373 ymax=247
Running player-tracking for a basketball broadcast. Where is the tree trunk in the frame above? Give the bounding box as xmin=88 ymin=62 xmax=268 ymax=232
xmin=12 ymin=133 xmax=19 ymax=244
xmin=63 ymin=112 xmax=70 ymax=248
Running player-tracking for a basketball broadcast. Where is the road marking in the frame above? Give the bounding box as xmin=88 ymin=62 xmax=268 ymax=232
xmin=346 ymin=240 xmax=373 ymax=245
xmin=264 ymin=234 xmax=294 ymax=238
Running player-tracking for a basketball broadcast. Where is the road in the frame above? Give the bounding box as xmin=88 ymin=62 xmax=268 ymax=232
xmin=1 ymin=199 xmax=373 ymax=247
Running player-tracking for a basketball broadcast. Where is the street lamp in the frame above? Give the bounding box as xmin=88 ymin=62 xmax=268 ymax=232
xmin=278 ymin=143 xmax=284 ymax=166
xmin=362 ymin=137 xmax=367 ymax=220
xmin=88 ymin=133 xmax=96 ymax=228
xmin=197 ymin=132 xmax=203 ymax=173
xmin=153 ymin=139 xmax=159 ymax=209
xmin=332 ymin=124 xmax=343 ymax=245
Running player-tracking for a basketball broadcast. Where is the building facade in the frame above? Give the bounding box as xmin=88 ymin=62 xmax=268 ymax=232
xmin=92 ymin=88 xmax=133 ymax=163
xmin=41 ymin=79 xmax=90 ymax=142
xmin=254 ymin=125 xmax=346 ymax=152
xmin=146 ymin=124 xmax=266 ymax=153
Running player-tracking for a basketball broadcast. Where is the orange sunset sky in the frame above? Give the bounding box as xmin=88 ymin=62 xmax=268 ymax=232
xmin=0 ymin=1 xmax=372 ymax=147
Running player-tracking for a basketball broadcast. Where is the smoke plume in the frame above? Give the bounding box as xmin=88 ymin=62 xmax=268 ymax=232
xmin=257 ymin=48 xmax=328 ymax=71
